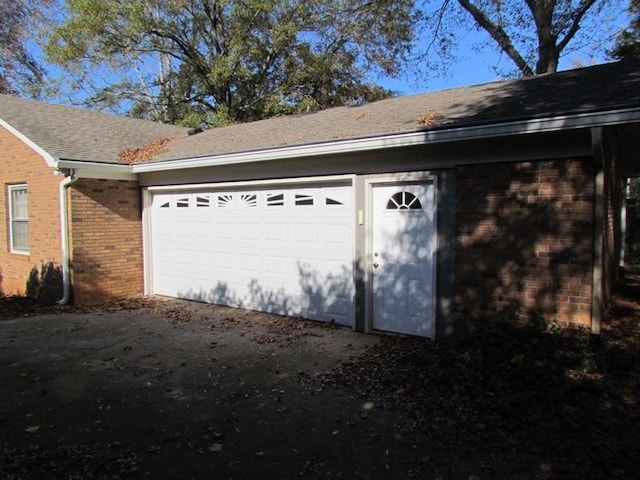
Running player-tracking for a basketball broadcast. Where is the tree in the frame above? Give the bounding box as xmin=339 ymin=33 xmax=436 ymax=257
xmin=611 ymin=0 xmax=640 ymax=59
xmin=419 ymin=0 xmax=620 ymax=77
xmin=0 ymin=0 xmax=51 ymax=95
xmin=45 ymin=0 xmax=416 ymax=125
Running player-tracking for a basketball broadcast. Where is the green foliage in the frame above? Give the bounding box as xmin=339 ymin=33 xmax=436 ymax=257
xmin=611 ymin=0 xmax=640 ymax=59
xmin=45 ymin=0 xmax=415 ymax=124
xmin=546 ymin=320 xmax=562 ymax=336
xmin=0 ymin=0 xmax=54 ymax=96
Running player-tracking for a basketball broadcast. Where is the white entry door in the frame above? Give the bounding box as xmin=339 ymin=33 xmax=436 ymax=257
xmin=371 ymin=182 xmax=436 ymax=337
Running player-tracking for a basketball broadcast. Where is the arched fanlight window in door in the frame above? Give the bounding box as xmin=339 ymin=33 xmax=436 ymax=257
xmin=386 ymin=191 xmax=422 ymax=210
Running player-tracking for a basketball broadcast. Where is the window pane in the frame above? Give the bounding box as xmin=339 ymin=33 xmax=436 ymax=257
xmin=11 ymin=187 xmax=28 ymax=218
xmin=9 ymin=185 xmax=28 ymax=252
xmin=266 ymin=193 xmax=284 ymax=206
xmin=11 ymin=220 xmax=29 ymax=251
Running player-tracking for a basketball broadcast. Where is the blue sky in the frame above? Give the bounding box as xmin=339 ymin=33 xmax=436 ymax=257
xmin=36 ymin=0 xmax=629 ymax=108
xmin=372 ymin=2 xmax=629 ymax=96
xmin=383 ymin=52 xmax=598 ymax=96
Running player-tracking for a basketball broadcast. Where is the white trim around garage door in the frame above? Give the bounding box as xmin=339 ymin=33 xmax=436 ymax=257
xmin=142 ymin=175 xmax=357 ymax=326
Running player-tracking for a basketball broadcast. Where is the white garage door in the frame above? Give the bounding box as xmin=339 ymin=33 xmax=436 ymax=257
xmin=149 ymin=182 xmax=354 ymax=325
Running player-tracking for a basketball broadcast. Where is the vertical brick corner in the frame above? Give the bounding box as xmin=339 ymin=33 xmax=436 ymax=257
xmin=69 ymin=179 xmax=143 ymax=304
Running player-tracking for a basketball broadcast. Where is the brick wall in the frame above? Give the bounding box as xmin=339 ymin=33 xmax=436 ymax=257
xmin=455 ymin=159 xmax=595 ymax=328
xmin=69 ymin=178 xmax=144 ymax=304
xmin=0 ymin=126 xmax=63 ymax=300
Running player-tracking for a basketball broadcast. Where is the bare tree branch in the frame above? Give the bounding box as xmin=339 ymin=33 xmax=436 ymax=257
xmin=456 ymin=0 xmax=535 ymax=75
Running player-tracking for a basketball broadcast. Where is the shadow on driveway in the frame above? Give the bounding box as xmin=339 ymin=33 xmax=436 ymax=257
xmin=0 ymin=297 xmax=431 ymax=479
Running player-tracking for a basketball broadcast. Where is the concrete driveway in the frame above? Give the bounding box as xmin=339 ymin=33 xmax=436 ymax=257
xmin=0 ymin=297 xmax=430 ymax=479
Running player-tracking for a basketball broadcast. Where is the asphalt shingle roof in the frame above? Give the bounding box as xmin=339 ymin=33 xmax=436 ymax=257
xmin=0 ymin=95 xmax=189 ymax=163
xmin=154 ymin=59 xmax=640 ymax=162
xmin=1 ymin=60 xmax=638 ymax=166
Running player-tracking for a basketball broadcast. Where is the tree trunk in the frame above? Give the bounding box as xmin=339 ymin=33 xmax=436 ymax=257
xmin=535 ymin=45 xmax=560 ymax=74
xmin=527 ymin=0 xmax=560 ymax=74
xmin=457 ymin=0 xmax=534 ymax=76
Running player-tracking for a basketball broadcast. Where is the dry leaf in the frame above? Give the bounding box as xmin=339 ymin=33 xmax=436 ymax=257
xmin=417 ymin=110 xmax=440 ymax=127
xmin=118 ymin=137 xmax=176 ymax=163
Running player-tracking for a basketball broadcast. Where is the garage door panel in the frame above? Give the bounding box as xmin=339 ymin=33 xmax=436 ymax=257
xmin=217 ymin=252 xmax=236 ymax=270
xmin=150 ymin=184 xmax=354 ymax=325
xmin=264 ymin=223 xmax=288 ymax=241
xmin=265 ymin=256 xmax=288 ymax=274
xmin=238 ymin=223 xmax=259 ymax=240
xmin=323 ymin=223 xmax=350 ymax=243
xmin=239 ymin=253 xmax=261 ymax=272
xmin=216 ymin=225 xmax=235 ymax=239
xmin=292 ymin=223 xmax=318 ymax=242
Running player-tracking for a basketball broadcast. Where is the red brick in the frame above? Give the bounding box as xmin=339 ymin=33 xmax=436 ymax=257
xmin=455 ymin=159 xmax=595 ymax=328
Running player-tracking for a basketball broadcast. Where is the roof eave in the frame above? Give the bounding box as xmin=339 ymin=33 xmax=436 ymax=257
xmin=0 ymin=118 xmax=58 ymax=167
xmin=131 ymin=107 xmax=640 ymax=174
xmin=1 ymin=118 xmax=137 ymax=180
xmin=56 ymin=159 xmax=137 ymax=181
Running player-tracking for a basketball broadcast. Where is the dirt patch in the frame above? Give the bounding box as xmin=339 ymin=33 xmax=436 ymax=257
xmin=1 ymin=278 xmax=640 ymax=479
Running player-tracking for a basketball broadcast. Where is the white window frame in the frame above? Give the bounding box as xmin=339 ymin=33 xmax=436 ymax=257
xmin=8 ymin=184 xmax=29 ymax=254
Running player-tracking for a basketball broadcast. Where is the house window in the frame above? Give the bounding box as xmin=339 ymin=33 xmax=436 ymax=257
xmin=8 ymin=184 xmax=29 ymax=253
xmin=386 ymin=191 xmax=422 ymax=210
xmin=295 ymin=194 xmax=314 ymax=206
xmin=196 ymin=195 xmax=211 ymax=207
xmin=218 ymin=194 xmax=233 ymax=208
xmin=266 ymin=193 xmax=284 ymax=206
xmin=240 ymin=193 xmax=258 ymax=208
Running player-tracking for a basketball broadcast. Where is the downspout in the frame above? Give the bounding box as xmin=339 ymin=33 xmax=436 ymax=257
xmin=591 ymin=128 xmax=605 ymax=335
xmin=57 ymin=169 xmax=79 ymax=305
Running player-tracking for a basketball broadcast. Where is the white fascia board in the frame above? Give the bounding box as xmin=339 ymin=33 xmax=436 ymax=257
xmin=0 ymin=118 xmax=58 ymax=167
xmin=146 ymin=173 xmax=354 ymax=192
xmin=131 ymin=107 xmax=640 ymax=173
xmin=55 ymin=159 xmax=137 ymax=181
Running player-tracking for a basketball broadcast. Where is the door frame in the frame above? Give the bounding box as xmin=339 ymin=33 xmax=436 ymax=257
xmin=361 ymin=172 xmax=438 ymax=338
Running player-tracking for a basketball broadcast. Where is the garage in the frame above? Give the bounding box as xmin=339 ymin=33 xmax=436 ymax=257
xmin=148 ymin=180 xmax=355 ymax=326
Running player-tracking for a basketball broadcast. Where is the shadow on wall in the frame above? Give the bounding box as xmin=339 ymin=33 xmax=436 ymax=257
xmin=456 ymin=160 xmax=595 ymax=329
xmin=26 ymin=262 xmax=63 ymax=305
xmin=68 ymin=255 xmax=140 ymax=305
xmin=175 ymin=262 xmax=355 ymax=326
xmin=171 ymin=202 xmax=436 ymax=337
